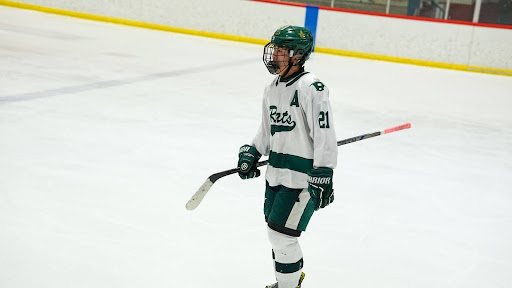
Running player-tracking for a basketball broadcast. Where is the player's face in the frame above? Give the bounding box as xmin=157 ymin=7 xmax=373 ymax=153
xmin=272 ymin=46 xmax=290 ymax=74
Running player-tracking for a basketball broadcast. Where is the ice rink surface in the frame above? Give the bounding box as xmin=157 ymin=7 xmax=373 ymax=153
xmin=1 ymin=5 xmax=512 ymax=288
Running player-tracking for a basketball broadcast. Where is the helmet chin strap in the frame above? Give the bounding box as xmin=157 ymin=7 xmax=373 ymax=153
xmin=280 ymin=58 xmax=293 ymax=78
xmin=279 ymin=49 xmax=297 ymax=78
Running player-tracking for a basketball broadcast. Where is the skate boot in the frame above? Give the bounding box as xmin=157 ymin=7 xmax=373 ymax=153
xmin=265 ymin=272 xmax=305 ymax=288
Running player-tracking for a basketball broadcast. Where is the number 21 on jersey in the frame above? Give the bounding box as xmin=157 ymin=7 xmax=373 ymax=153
xmin=319 ymin=111 xmax=330 ymax=128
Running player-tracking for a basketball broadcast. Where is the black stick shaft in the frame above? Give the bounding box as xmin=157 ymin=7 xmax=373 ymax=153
xmin=209 ymin=123 xmax=411 ymax=183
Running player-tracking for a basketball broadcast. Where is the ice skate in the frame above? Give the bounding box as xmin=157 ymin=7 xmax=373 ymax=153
xmin=265 ymin=272 xmax=305 ymax=288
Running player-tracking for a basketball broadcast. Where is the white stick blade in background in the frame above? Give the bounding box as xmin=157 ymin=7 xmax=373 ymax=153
xmin=185 ymin=179 xmax=214 ymax=210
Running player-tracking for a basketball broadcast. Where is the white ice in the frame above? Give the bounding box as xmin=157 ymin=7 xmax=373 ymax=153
xmin=1 ymin=6 xmax=512 ymax=288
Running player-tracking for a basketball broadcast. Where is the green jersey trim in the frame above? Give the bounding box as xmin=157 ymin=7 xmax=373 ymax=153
xmin=285 ymin=72 xmax=309 ymax=87
xmin=268 ymin=151 xmax=313 ymax=174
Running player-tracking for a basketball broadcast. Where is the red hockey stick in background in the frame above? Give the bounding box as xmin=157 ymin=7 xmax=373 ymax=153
xmin=186 ymin=122 xmax=411 ymax=210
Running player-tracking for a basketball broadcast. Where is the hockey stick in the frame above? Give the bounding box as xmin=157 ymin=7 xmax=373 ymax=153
xmin=186 ymin=122 xmax=411 ymax=210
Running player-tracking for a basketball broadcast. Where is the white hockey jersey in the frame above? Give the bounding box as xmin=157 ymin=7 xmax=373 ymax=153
xmin=251 ymin=71 xmax=338 ymax=189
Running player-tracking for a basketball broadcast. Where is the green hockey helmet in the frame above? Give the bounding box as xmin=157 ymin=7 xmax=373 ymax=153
xmin=263 ymin=25 xmax=314 ymax=74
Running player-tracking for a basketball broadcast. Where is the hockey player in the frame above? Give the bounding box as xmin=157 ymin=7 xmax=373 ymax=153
xmin=237 ymin=26 xmax=338 ymax=288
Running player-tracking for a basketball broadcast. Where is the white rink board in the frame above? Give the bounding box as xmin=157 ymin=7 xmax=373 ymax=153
xmin=8 ymin=0 xmax=512 ymax=70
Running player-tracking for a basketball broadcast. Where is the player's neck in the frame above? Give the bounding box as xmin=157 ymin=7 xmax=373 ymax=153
xmin=280 ymin=66 xmax=304 ymax=82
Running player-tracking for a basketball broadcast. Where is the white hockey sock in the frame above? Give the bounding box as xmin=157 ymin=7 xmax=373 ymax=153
xmin=267 ymin=227 xmax=303 ymax=288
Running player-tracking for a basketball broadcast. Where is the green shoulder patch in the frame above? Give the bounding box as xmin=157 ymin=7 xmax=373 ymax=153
xmin=311 ymin=81 xmax=325 ymax=91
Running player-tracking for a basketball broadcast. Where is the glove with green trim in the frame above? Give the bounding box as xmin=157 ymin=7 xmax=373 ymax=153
xmin=307 ymin=167 xmax=334 ymax=210
xmin=237 ymin=144 xmax=261 ymax=179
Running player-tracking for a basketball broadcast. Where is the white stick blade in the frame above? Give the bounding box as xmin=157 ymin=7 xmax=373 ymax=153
xmin=185 ymin=179 xmax=214 ymax=210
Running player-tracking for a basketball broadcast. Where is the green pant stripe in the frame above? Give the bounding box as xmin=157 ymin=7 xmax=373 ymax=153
xmin=268 ymin=151 xmax=313 ymax=174
xmin=275 ymin=258 xmax=304 ymax=274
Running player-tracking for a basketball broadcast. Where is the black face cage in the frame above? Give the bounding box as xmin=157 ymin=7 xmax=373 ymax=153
xmin=263 ymin=42 xmax=280 ymax=75
xmin=263 ymin=42 xmax=305 ymax=75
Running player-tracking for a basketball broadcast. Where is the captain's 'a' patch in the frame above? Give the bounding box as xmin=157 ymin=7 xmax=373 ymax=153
xmin=290 ymin=90 xmax=299 ymax=107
